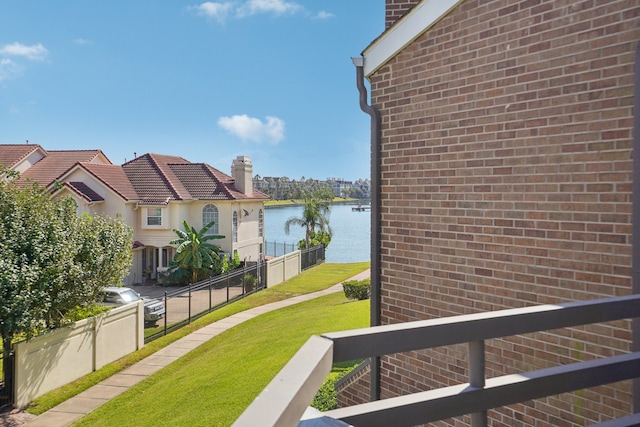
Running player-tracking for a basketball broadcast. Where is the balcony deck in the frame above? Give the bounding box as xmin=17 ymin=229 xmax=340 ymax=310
xmin=234 ymin=294 xmax=640 ymax=427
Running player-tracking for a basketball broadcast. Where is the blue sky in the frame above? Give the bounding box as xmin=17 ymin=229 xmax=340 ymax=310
xmin=0 ymin=1 xmax=383 ymax=181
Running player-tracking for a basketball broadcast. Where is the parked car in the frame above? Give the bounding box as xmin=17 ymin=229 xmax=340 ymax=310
xmin=100 ymin=286 xmax=165 ymax=326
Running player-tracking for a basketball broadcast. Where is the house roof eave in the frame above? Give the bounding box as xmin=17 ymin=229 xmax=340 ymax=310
xmin=361 ymin=0 xmax=463 ymax=78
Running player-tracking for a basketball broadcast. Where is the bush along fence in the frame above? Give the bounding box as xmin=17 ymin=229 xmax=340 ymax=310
xmin=145 ymin=245 xmax=325 ymax=343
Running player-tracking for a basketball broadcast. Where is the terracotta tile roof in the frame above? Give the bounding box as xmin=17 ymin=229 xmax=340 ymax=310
xmin=168 ymin=163 xmax=233 ymax=200
xmin=122 ymin=153 xmax=268 ymax=203
xmin=204 ymin=164 xmax=270 ymax=200
xmin=0 ymin=145 xmax=268 ymax=203
xmin=66 ymin=181 xmax=105 ymax=202
xmin=81 ymin=163 xmax=139 ymax=201
xmin=17 ymin=150 xmax=104 ymax=188
xmin=0 ymin=144 xmax=42 ymax=169
xmin=122 ymin=153 xmax=185 ymax=205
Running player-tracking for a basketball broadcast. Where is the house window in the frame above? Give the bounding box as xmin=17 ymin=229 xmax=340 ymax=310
xmin=232 ymin=211 xmax=238 ymax=243
xmin=147 ymin=208 xmax=162 ymax=226
xmin=202 ymin=204 xmax=219 ymax=235
xmin=258 ymin=209 xmax=264 ymax=237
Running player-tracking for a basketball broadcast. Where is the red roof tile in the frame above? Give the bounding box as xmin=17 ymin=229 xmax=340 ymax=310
xmin=80 ymin=163 xmax=139 ymax=201
xmin=0 ymin=144 xmax=42 ymax=169
xmin=0 ymin=145 xmax=268 ymax=203
xmin=122 ymin=153 xmax=268 ymax=203
xmin=17 ymin=150 xmax=105 ymax=188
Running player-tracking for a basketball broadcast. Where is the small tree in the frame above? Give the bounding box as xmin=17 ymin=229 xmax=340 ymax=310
xmin=297 ymin=230 xmax=331 ymax=250
xmin=169 ymin=220 xmax=224 ymax=284
xmin=284 ymin=190 xmax=333 ymax=249
xmin=0 ymin=178 xmax=133 ymax=381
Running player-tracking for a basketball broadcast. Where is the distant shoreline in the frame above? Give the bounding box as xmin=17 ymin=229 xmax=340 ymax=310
xmin=264 ymin=198 xmax=369 ymax=209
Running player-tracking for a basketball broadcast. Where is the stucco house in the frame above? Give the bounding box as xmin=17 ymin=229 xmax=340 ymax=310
xmin=336 ymin=0 xmax=640 ymax=425
xmin=0 ymin=144 xmax=269 ymax=285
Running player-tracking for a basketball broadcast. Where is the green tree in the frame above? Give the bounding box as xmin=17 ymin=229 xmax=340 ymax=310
xmin=298 ymin=230 xmax=332 ymax=250
xmin=169 ymin=220 xmax=224 ymax=284
xmin=0 ymin=179 xmax=133 ymax=380
xmin=284 ymin=190 xmax=333 ymax=249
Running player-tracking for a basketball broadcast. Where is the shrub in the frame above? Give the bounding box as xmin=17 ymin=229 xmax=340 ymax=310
xmin=342 ymin=279 xmax=370 ymax=301
xmin=64 ymin=304 xmax=111 ymax=322
xmin=243 ymin=273 xmax=257 ymax=292
xmin=311 ymin=361 xmax=363 ymax=411
xmin=311 ymin=377 xmax=339 ymax=411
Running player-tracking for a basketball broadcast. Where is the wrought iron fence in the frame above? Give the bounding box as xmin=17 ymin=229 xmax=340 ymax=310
xmin=145 ymin=247 xmax=324 ymax=343
xmin=145 ymin=264 xmax=263 ymax=343
xmin=301 ymin=244 xmax=325 ymax=270
xmin=265 ymin=240 xmax=297 ymax=257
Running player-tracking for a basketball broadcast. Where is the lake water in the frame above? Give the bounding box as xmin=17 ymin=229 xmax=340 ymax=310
xmin=264 ymin=204 xmax=371 ymax=263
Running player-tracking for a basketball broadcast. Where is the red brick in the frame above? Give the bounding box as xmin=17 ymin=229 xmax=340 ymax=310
xmin=340 ymin=0 xmax=639 ymax=424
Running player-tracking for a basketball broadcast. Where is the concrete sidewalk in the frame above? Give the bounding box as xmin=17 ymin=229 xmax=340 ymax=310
xmin=23 ymin=269 xmax=371 ymax=427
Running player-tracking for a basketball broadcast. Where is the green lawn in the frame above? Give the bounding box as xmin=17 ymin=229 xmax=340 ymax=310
xmin=72 ymin=292 xmax=369 ymax=427
xmin=26 ymin=262 xmax=369 ymax=417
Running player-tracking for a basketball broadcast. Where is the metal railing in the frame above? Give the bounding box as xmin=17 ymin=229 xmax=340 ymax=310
xmin=265 ymin=240 xmax=298 ymax=257
xmin=233 ymin=294 xmax=640 ymax=427
xmin=145 ymin=247 xmax=324 ymax=343
xmin=145 ymin=264 xmax=264 ymax=343
xmin=301 ymin=245 xmax=325 ymax=270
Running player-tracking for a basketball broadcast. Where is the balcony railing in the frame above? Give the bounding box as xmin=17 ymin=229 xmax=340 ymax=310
xmin=233 ymin=294 xmax=640 ymax=427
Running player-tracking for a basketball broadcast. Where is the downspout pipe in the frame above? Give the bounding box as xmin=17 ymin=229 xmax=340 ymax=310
xmin=352 ymin=56 xmax=382 ymax=402
xmin=632 ymin=40 xmax=640 ymax=413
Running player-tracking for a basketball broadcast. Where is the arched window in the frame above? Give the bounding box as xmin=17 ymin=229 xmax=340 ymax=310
xmin=232 ymin=211 xmax=238 ymax=242
xmin=258 ymin=209 xmax=264 ymax=237
xmin=202 ymin=204 xmax=219 ymax=235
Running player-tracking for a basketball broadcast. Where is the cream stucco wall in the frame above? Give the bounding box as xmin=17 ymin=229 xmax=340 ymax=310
xmin=53 ymin=167 xmax=265 ymax=284
xmin=13 ymin=301 xmax=143 ymax=408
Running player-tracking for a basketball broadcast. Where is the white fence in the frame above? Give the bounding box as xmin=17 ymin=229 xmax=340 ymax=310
xmin=13 ymin=301 xmax=144 ymax=408
xmin=266 ymin=251 xmax=302 ymax=287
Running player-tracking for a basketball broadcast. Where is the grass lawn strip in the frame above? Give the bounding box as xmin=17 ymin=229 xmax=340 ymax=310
xmin=72 ymin=293 xmax=369 ymax=427
xmin=26 ymin=262 xmax=369 ymax=415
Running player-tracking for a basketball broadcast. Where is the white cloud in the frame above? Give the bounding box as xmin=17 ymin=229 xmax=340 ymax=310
xmin=218 ymin=114 xmax=285 ymax=144
xmin=238 ymin=0 xmax=301 ymax=17
xmin=0 ymin=42 xmax=48 ymax=61
xmin=0 ymin=58 xmax=20 ymax=81
xmin=73 ymin=38 xmax=92 ymax=45
xmin=189 ymin=2 xmax=234 ymax=21
xmin=189 ymin=0 xmax=305 ymax=22
xmin=314 ymin=11 xmax=334 ymax=19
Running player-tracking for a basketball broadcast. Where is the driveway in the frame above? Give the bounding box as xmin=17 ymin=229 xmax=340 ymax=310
xmin=135 ymin=282 xmax=245 ymax=325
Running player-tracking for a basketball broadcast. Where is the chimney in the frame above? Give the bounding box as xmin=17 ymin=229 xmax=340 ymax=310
xmin=232 ymin=156 xmax=253 ymax=196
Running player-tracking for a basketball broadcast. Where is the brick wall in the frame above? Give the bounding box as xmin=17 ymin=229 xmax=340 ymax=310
xmin=385 ymin=0 xmax=421 ymax=28
xmin=347 ymin=0 xmax=640 ymax=425
xmin=335 ymin=361 xmax=371 ymax=408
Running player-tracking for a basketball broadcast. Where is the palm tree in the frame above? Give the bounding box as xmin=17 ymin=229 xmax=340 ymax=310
xmin=170 ymin=220 xmax=224 ymax=284
xmin=284 ymin=191 xmax=333 ymax=249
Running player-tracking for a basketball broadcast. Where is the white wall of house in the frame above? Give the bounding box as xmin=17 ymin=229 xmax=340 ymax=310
xmin=13 ymin=149 xmax=46 ymax=174
xmin=52 ymin=168 xmax=266 ymax=284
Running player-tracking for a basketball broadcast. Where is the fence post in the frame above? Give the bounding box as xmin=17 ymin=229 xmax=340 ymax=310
xmin=226 ymin=270 xmax=230 ymax=302
xmin=164 ymin=291 xmax=168 ymax=336
xmin=188 ymin=283 xmax=192 ymax=324
xmin=469 ymin=340 xmax=487 ymax=427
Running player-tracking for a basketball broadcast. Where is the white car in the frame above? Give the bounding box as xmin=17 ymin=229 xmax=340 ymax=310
xmin=100 ymin=286 xmax=166 ymax=326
